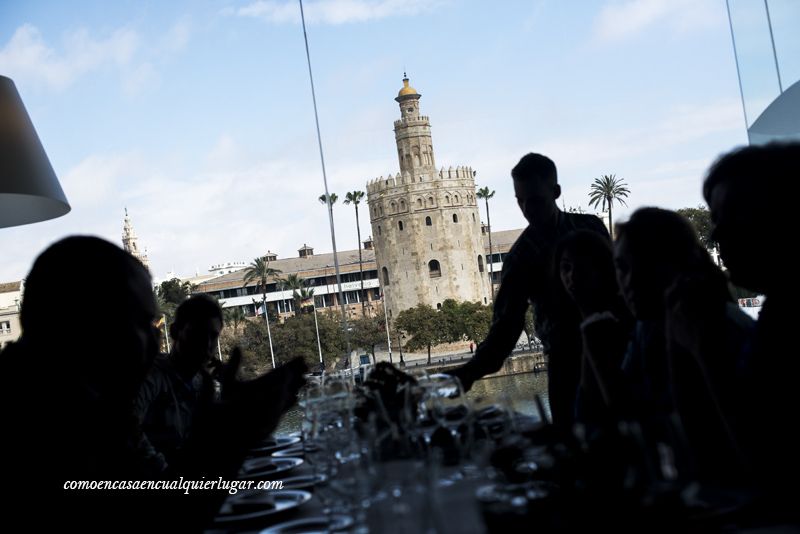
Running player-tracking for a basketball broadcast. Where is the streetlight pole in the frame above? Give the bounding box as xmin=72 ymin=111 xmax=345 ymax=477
xmin=397 ymin=331 xmax=405 ymax=366
xmin=382 ymin=291 xmax=392 ymax=364
xmin=313 ymin=302 xmax=324 ymax=370
xmin=254 ymin=296 xmax=276 ymax=368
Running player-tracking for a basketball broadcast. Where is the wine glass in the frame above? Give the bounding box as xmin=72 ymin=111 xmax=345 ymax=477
xmin=402 ymin=383 xmax=439 ymax=456
xmin=429 ymin=375 xmax=472 ymax=466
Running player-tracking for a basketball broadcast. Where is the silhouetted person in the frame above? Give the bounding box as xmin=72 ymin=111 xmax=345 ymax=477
xmin=450 ymin=153 xmax=608 ymax=426
xmin=554 ymin=230 xmax=633 ymax=430
xmin=2 ymin=237 xmax=162 ymax=529
xmin=136 ymin=295 xmax=223 ymax=470
xmin=614 ymin=208 xmax=752 ymax=484
xmin=1 ymin=236 xmax=306 ymax=532
xmin=703 ymin=142 xmax=800 ymax=500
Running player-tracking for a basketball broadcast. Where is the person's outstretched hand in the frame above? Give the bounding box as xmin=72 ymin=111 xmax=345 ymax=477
xmin=447 ymin=365 xmax=475 ymax=394
xmin=219 ymin=348 xmax=308 ymax=439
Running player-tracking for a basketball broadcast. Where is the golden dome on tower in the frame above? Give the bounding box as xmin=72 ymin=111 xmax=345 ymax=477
xmin=397 ymin=74 xmax=418 ymax=97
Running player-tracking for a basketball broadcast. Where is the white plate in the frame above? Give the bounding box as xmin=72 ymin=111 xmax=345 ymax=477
xmin=259 ymin=514 xmax=354 ymax=533
xmin=250 ymin=435 xmax=302 ymax=454
xmin=239 ymin=457 xmax=304 ymax=480
xmin=272 ymin=443 xmax=321 ymax=458
xmin=214 ymin=490 xmax=312 ymax=525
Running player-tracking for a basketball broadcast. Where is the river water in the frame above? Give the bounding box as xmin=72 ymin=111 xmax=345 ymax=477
xmin=275 ymin=371 xmax=550 ymax=435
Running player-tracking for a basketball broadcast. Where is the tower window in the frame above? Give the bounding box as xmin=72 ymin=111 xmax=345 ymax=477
xmin=428 ymin=196 xmax=434 ymax=207
xmin=425 ymin=216 xmax=432 ymax=226
xmin=390 ymin=201 xmax=397 ymax=213
xmin=398 ymin=221 xmax=404 ymax=231
xmin=453 ymin=214 xmax=458 ymax=223
xmin=472 ymin=213 xmax=476 ymax=222
xmin=478 ymin=255 xmax=484 ymax=273
xmin=445 ymin=195 xmax=450 ymax=204
xmin=400 ymin=200 xmax=406 ymax=211
xmin=454 ymin=194 xmax=459 ymax=203
xmin=417 ymin=198 xmax=423 ymax=208
xmin=429 ymin=260 xmax=441 ymax=278
xmin=437 ymin=303 xmax=442 ymax=310
xmin=407 ymin=108 xmax=413 ymax=113
xmin=382 ymin=267 xmax=390 ymax=285
xmin=378 ymin=225 xmax=381 ymax=235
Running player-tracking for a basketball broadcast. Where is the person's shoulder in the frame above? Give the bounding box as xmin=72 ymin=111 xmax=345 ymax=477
xmin=143 ymin=354 xmax=174 ymax=383
xmin=506 ymin=225 xmax=540 ymax=261
xmin=566 ymin=212 xmax=608 ymax=233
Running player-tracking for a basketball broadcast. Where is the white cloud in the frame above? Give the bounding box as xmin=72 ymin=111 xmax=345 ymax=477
xmin=227 ymin=0 xmax=442 ymax=25
xmin=593 ymin=0 xmax=720 ymax=43
xmin=61 ymin=152 xmax=143 ymax=208
xmin=161 ymin=18 xmax=191 ymax=53
xmin=207 ymin=134 xmax=242 ymax=166
xmin=0 ymin=19 xmax=190 ymax=93
xmin=0 ymin=24 xmax=139 ymax=90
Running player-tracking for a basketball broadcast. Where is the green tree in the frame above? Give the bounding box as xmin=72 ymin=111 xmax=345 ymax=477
xmin=344 ymin=190 xmax=367 ymax=315
xmin=242 ymin=256 xmax=282 ymax=367
xmin=522 ymin=306 xmax=537 ymax=351
xmin=157 ymin=278 xmax=193 ymax=307
xmin=476 ymin=186 xmax=496 ymax=301
xmin=239 ymin=319 xmax=272 ymax=364
xmin=271 ymin=312 xmax=346 ymax=371
xmin=155 ymin=292 xmax=176 ymax=325
xmin=588 ymin=174 xmax=630 ymax=239
xmin=677 ymin=206 xmax=716 ymax=250
xmin=439 ymin=299 xmax=464 ymax=343
xmin=396 ymin=304 xmax=446 ymax=365
xmin=459 ymin=301 xmax=493 ymax=344
xmin=280 ymin=273 xmax=314 ymax=312
xmin=223 ymin=306 xmax=246 ymax=334
xmin=350 ymin=311 xmax=387 ymax=364
xmin=438 ymin=299 xmax=492 ymax=345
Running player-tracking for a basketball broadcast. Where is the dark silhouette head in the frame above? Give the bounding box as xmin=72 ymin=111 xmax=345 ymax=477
xmin=703 ymin=142 xmax=799 ymax=294
xmin=554 ymin=230 xmax=618 ymax=316
xmin=511 ymin=153 xmax=561 ymax=229
xmin=21 ymin=236 xmax=157 ymax=402
xmin=170 ymin=294 xmax=223 ymax=374
xmin=614 ymin=208 xmax=721 ymax=320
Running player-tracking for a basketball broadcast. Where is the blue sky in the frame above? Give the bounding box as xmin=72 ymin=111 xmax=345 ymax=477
xmin=1 ymin=0 xmax=797 ymax=282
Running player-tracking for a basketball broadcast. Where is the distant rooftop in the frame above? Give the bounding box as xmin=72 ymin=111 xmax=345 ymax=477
xmin=0 ymin=281 xmax=22 ymax=294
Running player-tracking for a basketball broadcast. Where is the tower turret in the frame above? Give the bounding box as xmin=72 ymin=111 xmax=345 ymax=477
xmin=122 ymin=208 xmax=150 ymax=271
xmin=394 ymin=74 xmax=436 ymax=176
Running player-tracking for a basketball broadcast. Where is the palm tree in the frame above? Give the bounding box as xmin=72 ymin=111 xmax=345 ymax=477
xmin=319 ymin=192 xmax=338 ymax=207
xmin=477 ymin=186 xmax=496 ymax=303
xmin=280 ymin=273 xmax=309 ymax=312
xmin=295 ymin=287 xmax=316 ymax=313
xmin=344 ymin=190 xmax=367 ymax=316
xmin=242 ymin=256 xmax=282 ymax=368
xmin=588 ymin=174 xmax=630 ymax=239
xmin=223 ymin=307 xmax=246 ymax=334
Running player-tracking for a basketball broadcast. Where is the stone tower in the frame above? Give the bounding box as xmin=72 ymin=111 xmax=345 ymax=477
xmin=366 ymin=75 xmax=490 ymax=319
xmin=122 ymin=208 xmax=150 ymax=270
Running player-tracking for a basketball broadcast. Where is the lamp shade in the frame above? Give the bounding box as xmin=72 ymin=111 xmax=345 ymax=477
xmin=0 ymin=75 xmax=70 ymax=228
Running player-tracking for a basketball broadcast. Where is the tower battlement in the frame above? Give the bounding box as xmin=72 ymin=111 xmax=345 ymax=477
xmin=366 ymin=166 xmax=476 ymax=194
xmin=393 ymin=116 xmax=430 ymax=128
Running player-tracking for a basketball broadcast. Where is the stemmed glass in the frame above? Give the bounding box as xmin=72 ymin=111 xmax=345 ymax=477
xmin=429 ymin=375 xmax=472 ymax=467
xmin=402 ymin=381 xmax=439 ymax=456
